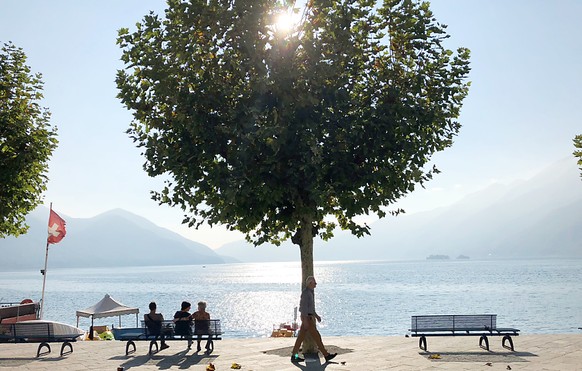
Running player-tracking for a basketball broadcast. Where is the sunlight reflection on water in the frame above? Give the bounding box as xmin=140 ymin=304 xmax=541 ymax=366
xmin=1 ymin=259 xmax=581 ymax=338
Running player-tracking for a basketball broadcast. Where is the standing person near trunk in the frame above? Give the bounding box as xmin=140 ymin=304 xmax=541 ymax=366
xmin=290 ymin=276 xmax=337 ymax=363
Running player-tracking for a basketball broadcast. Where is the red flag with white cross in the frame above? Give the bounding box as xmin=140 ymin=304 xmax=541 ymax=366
xmin=47 ymin=209 xmax=66 ymax=244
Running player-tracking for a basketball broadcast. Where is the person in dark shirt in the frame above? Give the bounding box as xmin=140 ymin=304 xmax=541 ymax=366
xmin=290 ymin=276 xmax=337 ymax=363
xmin=145 ymin=301 xmax=169 ymax=350
xmin=173 ymin=301 xmax=193 ymax=349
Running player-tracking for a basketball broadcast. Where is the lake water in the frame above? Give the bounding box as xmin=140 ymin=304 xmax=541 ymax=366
xmin=1 ymin=259 xmax=581 ymax=338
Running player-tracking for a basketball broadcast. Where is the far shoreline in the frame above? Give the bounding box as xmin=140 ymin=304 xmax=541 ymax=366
xmin=3 ymin=256 xmax=582 ymax=272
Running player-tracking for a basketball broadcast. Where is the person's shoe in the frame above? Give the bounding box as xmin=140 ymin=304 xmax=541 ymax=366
xmin=324 ymin=353 xmax=337 ymax=362
xmin=290 ymin=354 xmax=305 ymax=363
xmin=160 ymin=343 xmax=170 ymax=351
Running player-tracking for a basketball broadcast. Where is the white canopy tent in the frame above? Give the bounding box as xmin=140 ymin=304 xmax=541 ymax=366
xmin=76 ymin=294 xmax=139 ymax=333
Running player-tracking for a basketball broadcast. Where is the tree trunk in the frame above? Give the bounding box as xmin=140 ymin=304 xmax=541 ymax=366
xmin=298 ymin=217 xmax=317 ymax=354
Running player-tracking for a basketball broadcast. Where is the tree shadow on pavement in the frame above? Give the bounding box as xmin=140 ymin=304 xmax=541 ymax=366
xmin=263 ymin=344 xmax=352 ymax=370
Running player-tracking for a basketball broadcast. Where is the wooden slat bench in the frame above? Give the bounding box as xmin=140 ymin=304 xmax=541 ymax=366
xmin=0 ymin=322 xmax=84 ymax=357
xmin=112 ymin=319 xmax=222 ymax=355
xmin=409 ymin=314 xmax=519 ymax=351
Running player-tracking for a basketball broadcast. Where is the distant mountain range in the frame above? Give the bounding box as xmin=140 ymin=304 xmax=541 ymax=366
xmin=1 ymin=157 xmax=581 ymax=270
xmin=216 ymin=156 xmax=582 ymax=262
xmin=0 ymin=208 xmax=229 ymax=270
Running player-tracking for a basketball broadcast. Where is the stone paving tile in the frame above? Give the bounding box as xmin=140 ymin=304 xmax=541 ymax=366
xmin=0 ymin=334 xmax=581 ymax=370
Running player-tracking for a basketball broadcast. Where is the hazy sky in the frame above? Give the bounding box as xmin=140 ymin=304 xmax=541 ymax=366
xmin=1 ymin=1 xmax=580 ymax=249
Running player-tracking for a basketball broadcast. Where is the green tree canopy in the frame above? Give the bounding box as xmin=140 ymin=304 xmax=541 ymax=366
xmin=117 ymin=0 xmax=470 ymax=281
xmin=0 ymin=42 xmax=58 ymax=238
xmin=574 ymin=134 xmax=582 ymax=179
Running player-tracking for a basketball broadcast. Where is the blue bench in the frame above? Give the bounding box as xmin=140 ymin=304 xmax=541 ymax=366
xmin=112 ymin=319 xmax=222 ymax=355
xmin=409 ymin=314 xmax=519 ymax=351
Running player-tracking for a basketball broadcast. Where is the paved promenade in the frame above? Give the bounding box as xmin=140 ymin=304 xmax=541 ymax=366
xmin=0 ymin=334 xmax=581 ymax=370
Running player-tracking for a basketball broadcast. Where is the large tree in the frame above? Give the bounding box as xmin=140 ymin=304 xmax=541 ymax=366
xmin=0 ymin=42 xmax=58 ymax=238
xmin=574 ymin=135 xmax=582 ymax=179
xmin=117 ymin=0 xmax=470 ymax=283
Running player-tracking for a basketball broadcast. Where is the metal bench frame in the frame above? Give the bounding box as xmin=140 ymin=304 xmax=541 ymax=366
xmin=409 ymin=314 xmax=519 ymax=351
xmin=113 ymin=319 xmax=222 ymax=355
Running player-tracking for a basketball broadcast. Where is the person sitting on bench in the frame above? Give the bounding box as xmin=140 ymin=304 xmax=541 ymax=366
xmin=173 ymin=301 xmax=193 ymax=349
xmin=192 ymin=301 xmax=211 ymax=352
xmin=145 ymin=302 xmax=170 ymax=350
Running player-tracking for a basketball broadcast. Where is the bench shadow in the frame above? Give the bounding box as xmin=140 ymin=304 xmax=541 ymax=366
xmin=0 ymin=353 xmax=77 ymax=367
xmin=419 ymin=350 xmax=538 ymax=363
xmin=113 ymin=349 xmax=219 ymax=370
xmin=0 ymin=356 xmax=35 ymax=368
xmin=159 ymin=352 xmax=218 ymax=370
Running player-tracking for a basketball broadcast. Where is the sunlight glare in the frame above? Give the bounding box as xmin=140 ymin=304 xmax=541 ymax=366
xmin=274 ymin=10 xmax=301 ymax=34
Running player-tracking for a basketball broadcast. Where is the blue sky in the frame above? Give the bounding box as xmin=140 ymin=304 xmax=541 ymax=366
xmin=1 ymin=1 xmax=580 ymax=248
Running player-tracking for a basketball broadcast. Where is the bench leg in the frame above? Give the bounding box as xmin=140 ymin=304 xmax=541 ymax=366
xmin=479 ymin=335 xmax=490 ymax=351
xmin=206 ymin=340 xmax=214 ymax=354
xmin=419 ymin=336 xmax=427 ymax=351
xmin=149 ymin=340 xmax=159 ymax=355
xmin=36 ymin=342 xmax=51 ymax=357
xmin=60 ymin=341 xmax=73 ymax=356
xmin=502 ymin=335 xmax=515 ymax=351
xmin=180 ymin=335 xmax=193 ymax=350
xmin=126 ymin=340 xmax=136 ymax=356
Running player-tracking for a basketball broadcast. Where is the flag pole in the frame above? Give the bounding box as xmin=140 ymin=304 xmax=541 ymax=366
xmin=40 ymin=203 xmax=52 ymax=320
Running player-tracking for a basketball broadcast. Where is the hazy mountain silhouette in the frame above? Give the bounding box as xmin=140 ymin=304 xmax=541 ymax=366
xmin=0 ymin=208 xmax=226 ymax=270
xmin=216 ymin=156 xmax=582 ymax=261
xmin=2 ymin=157 xmax=580 ymax=269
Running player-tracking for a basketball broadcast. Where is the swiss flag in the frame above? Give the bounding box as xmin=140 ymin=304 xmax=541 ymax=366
xmin=47 ymin=209 xmax=67 ymax=244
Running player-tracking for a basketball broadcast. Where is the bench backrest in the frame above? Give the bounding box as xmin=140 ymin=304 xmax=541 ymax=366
xmin=144 ymin=317 xmax=162 ymax=335
xmin=139 ymin=319 xmax=223 ymax=335
xmin=13 ymin=322 xmax=53 ymax=338
xmin=411 ymin=315 xmax=497 ymax=331
xmin=0 ymin=322 xmax=82 ymax=341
